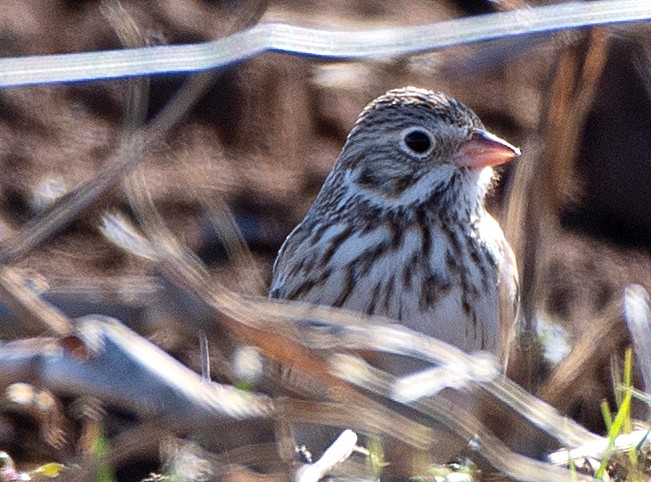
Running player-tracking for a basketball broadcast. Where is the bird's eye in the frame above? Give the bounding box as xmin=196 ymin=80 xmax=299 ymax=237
xmin=400 ymin=127 xmax=435 ymax=157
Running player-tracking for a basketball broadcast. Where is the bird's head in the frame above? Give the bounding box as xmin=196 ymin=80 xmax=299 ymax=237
xmin=329 ymin=87 xmax=520 ymax=217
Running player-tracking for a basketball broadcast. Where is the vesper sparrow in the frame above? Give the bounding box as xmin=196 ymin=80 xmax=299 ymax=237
xmin=270 ymin=87 xmax=519 ymax=358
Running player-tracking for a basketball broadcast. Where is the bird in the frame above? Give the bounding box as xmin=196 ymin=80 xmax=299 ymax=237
xmin=270 ymin=87 xmax=519 ymax=359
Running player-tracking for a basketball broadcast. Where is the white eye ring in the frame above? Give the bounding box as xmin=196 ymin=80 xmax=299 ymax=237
xmin=399 ymin=126 xmax=435 ymax=158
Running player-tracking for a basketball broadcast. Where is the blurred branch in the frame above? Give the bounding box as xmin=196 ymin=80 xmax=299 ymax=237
xmin=295 ymin=429 xmax=358 ymax=482
xmin=0 ymin=0 xmax=649 ymax=87
xmin=538 ymin=299 xmax=627 ymax=411
xmin=205 ymin=197 xmax=267 ymax=295
xmin=280 ymin=398 xmax=435 ymax=450
xmin=548 ymin=428 xmax=651 ymax=466
xmin=0 ymin=267 xmax=74 ymax=336
xmin=100 ymin=0 xmax=150 ymax=130
xmin=59 ymin=422 xmax=165 ymax=482
xmin=331 ymin=353 xmax=588 ymax=482
xmin=0 ymin=71 xmax=215 ymax=266
xmin=623 ymin=284 xmax=651 ymax=394
xmin=0 ymin=315 xmax=274 ymax=426
xmin=0 ymin=0 xmax=269 ymax=266
xmin=505 ymin=28 xmax=610 ymax=328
